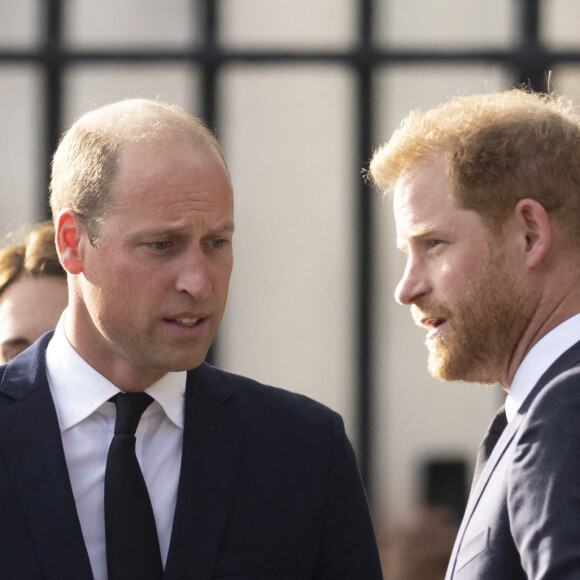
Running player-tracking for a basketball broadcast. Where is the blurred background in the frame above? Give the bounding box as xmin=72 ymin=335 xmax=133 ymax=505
xmin=2 ymin=0 xmax=580 ymax=576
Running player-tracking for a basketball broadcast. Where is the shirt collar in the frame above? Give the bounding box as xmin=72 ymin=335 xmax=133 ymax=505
xmin=506 ymin=313 xmax=580 ymax=422
xmin=46 ymin=310 xmax=186 ymax=432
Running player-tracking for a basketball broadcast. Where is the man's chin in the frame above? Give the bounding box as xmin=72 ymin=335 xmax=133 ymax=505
xmin=152 ymin=349 xmax=209 ymax=373
xmin=427 ymin=352 xmax=498 ymax=384
xmin=427 ymin=361 xmax=453 ymax=382
xmin=427 ymin=347 xmax=466 ymax=382
xmin=426 ymin=343 xmax=448 ymax=380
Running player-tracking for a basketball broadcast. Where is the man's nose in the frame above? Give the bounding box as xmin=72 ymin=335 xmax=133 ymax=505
xmin=175 ymin=250 xmax=212 ymax=299
xmin=394 ymin=257 xmax=430 ymax=305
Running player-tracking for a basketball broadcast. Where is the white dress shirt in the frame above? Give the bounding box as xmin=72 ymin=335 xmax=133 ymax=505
xmin=45 ymin=312 xmax=186 ymax=580
xmin=506 ymin=313 xmax=580 ymax=422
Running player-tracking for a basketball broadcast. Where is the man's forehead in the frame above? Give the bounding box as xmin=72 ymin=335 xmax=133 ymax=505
xmin=392 ymin=161 xmax=465 ymax=244
xmin=393 ymin=156 xmax=455 ymax=209
xmin=111 ymin=140 xmax=231 ymax=194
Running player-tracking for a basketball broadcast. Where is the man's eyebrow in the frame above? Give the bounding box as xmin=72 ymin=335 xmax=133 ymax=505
xmin=396 ymin=224 xmax=436 ymax=251
xmin=211 ymin=222 xmax=235 ymax=234
xmin=135 ymin=222 xmax=235 ymax=238
xmin=1 ymin=337 xmax=31 ymax=349
xmin=396 ymin=238 xmax=408 ymax=253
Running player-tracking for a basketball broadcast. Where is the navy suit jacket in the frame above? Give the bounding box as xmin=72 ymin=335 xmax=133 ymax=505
xmin=446 ymin=339 xmax=580 ymax=579
xmin=0 ymin=334 xmax=383 ymax=579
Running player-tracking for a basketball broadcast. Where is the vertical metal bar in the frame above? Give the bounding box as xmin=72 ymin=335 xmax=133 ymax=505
xmin=199 ymin=0 xmax=220 ymax=365
xmin=355 ymin=0 xmax=375 ymax=497
xmin=517 ymin=0 xmax=546 ymax=91
xmin=42 ymin=0 xmax=64 ymax=220
xmin=199 ymin=0 xmax=218 ymax=126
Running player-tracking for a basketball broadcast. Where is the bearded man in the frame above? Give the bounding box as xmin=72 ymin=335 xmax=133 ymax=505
xmin=371 ymin=88 xmax=580 ymax=579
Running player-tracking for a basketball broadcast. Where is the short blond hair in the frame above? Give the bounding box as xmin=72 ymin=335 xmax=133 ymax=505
xmin=0 ymin=221 xmax=65 ymax=296
xmin=50 ymin=99 xmax=227 ymax=244
xmin=370 ymin=89 xmax=580 ymax=233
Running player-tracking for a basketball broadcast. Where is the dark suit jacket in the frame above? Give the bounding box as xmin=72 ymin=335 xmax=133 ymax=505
xmin=446 ymin=339 xmax=580 ymax=579
xmin=0 ymin=333 xmax=382 ymax=579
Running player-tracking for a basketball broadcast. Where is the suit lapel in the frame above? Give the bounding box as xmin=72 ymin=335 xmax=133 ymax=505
xmin=0 ymin=336 xmax=94 ymax=579
xmin=448 ymin=409 xmax=522 ymax=578
xmin=164 ymin=363 xmax=244 ymax=580
xmin=447 ymin=339 xmax=580 ymax=578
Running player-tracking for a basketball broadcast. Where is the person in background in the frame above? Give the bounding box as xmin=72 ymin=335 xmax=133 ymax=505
xmin=382 ymin=506 xmax=459 ymax=580
xmin=371 ymin=88 xmax=580 ymax=578
xmin=0 ymin=221 xmax=67 ymax=363
xmin=0 ymin=99 xmax=383 ymax=579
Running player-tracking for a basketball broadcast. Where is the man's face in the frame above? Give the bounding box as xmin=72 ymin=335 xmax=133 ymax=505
xmin=0 ymin=275 xmax=68 ymax=363
xmin=67 ymin=138 xmax=234 ymax=390
xmin=393 ymin=158 xmax=534 ymax=384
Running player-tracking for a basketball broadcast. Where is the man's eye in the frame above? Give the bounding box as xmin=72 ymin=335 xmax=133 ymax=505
xmin=150 ymin=241 xmax=170 ymax=250
xmin=212 ymin=239 xmax=228 ymax=249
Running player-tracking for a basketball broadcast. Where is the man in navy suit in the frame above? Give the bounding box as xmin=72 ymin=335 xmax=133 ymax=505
xmin=0 ymin=99 xmax=382 ymax=579
xmin=370 ymin=88 xmax=580 ymax=578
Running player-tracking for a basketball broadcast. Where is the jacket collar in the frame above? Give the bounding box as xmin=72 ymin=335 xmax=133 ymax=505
xmin=0 ymin=332 xmax=94 ymax=578
xmin=164 ymin=363 xmax=245 ymax=579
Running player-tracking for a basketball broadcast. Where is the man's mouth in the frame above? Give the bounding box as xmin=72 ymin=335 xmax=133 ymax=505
xmin=421 ymin=317 xmax=445 ymax=329
xmin=167 ymin=317 xmax=202 ymax=327
xmin=422 ymin=317 xmax=446 ymax=340
xmin=412 ymin=311 xmax=447 ymax=339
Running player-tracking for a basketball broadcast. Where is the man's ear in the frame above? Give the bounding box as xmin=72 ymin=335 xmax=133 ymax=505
xmin=55 ymin=210 xmax=86 ymax=275
xmin=513 ymin=198 xmax=550 ymax=268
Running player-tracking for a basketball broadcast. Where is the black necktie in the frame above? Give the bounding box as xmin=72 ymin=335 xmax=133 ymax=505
xmin=470 ymin=405 xmax=507 ymax=495
xmin=105 ymin=393 xmax=163 ymax=580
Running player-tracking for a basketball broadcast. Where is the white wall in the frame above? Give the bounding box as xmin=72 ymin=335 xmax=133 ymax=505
xmin=3 ymin=0 xmax=580 ymax=542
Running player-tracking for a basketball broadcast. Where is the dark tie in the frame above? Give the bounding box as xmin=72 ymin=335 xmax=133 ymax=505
xmin=105 ymin=393 xmax=163 ymax=580
xmin=470 ymin=405 xmax=507 ymax=495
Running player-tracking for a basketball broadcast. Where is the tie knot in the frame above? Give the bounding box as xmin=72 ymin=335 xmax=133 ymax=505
xmin=112 ymin=392 xmax=154 ymax=436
